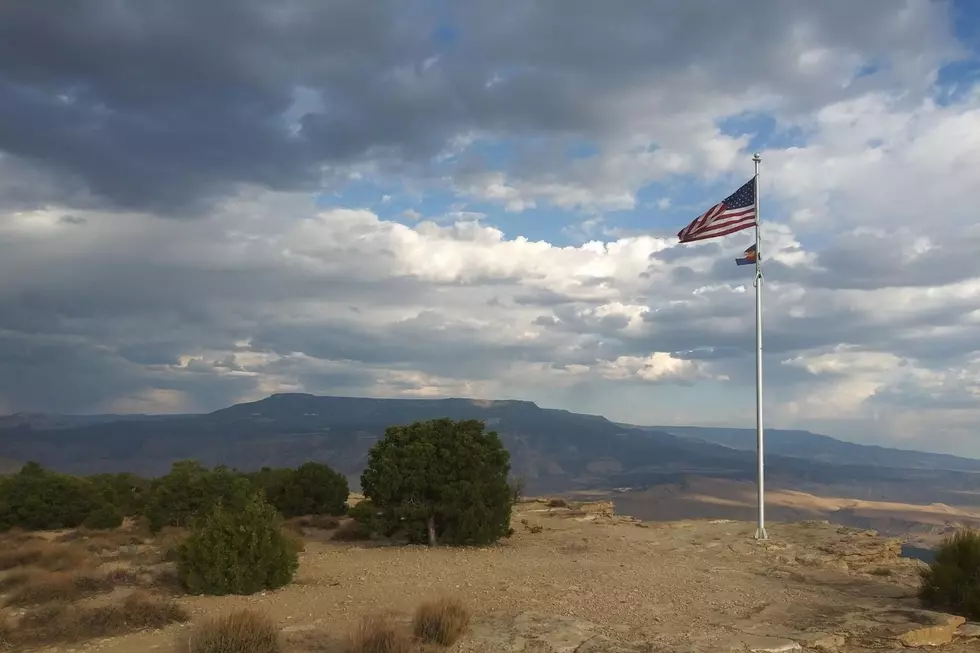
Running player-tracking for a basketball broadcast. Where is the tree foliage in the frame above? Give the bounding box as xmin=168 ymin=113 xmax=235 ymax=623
xmin=0 ymin=462 xmax=100 ymax=531
xmin=919 ymin=529 xmax=980 ymax=619
xmin=176 ymin=493 xmax=299 ymax=595
xmin=0 ymin=457 xmax=348 ymax=536
xmin=143 ymin=461 xmax=252 ymax=533
xmin=248 ymin=462 xmax=349 ymax=517
xmin=83 ymin=503 xmax=124 ymax=530
xmin=87 ymin=472 xmax=150 ymax=516
xmin=357 ymin=418 xmax=513 ymax=546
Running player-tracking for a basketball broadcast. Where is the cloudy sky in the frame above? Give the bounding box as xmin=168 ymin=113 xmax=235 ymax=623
xmin=2 ymin=1 xmax=980 ymax=456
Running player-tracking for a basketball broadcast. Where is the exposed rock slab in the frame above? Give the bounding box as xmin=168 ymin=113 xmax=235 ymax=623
xmin=460 ymin=612 xmax=653 ymax=653
xmin=725 ymin=634 xmax=802 ymax=652
xmin=841 ymin=607 xmax=966 ymax=648
xmin=957 ymin=622 xmax=980 ymax=638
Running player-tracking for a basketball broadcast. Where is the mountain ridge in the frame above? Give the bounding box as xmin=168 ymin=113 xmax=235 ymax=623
xmin=1 ymin=394 xmax=978 ymax=499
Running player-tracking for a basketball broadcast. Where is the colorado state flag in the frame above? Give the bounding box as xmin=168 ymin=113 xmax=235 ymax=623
xmin=735 ymin=243 xmax=757 ymax=266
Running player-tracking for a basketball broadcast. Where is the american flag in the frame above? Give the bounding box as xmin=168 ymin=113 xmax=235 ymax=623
xmin=677 ymin=177 xmax=756 ymax=243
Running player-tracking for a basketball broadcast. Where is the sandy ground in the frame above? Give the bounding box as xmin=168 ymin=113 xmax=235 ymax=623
xmin=26 ymin=500 xmax=977 ymax=653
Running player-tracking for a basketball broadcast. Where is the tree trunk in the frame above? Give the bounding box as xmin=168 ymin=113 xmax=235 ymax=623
xmin=427 ymin=515 xmax=438 ymax=547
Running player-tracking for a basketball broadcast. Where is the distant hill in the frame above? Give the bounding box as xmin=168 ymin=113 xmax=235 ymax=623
xmin=1 ymin=394 xmax=979 ymax=500
xmin=647 ymin=425 xmax=980 ymax=473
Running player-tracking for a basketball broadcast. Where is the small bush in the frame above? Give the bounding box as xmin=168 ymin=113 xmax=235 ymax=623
xmin=83 ymin=504 xmax=124 ymax=530
xmin=919 ymin=529 xmax=980 ymax=619
xmin=176 ymin=494 xmax=298 ymax=596
xmin=547 ymin=498 xmax=568 ymax=508
xmin=412 ymin=597 xmax=470 ymax=647
xmin=182 ymin=609 xmax=281 ymax=653
xmin=346 ymin=613 xmax=413 ymax=653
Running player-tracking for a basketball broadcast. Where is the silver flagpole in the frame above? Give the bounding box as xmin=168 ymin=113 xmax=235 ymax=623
xmin=753 ymin=153 xmax=767 ymax=540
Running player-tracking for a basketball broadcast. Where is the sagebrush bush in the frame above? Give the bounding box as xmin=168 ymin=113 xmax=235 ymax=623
xmin=176 ymin=493 xmax=298 ymax=596
xmin=346 ymin=613 xmax=413 ymax=653
xmin=183 ymin=609 xmax=281 ymax=653
xmin=918 ymin=529 xmax=980 ymax=619
xmin=412 ymin=597 xmax=470 ymax=647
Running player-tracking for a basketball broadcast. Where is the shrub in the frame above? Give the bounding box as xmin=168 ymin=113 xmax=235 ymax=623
xmin=346 ymin=613 xmax=413 ymax=653
xmin=176 ymin=493 xmax=299 ymax=596
xmin=182 ymin=609 xmax=281 ymax=653
xmin=918 ymin=529 xmax=980 ymax=619
xmin=83 ymin=504 xmax=124 ymax=530
xmin=412 ymin=597 xmax=470 ymax=647
xmin=357 ymin=418 xmax=513 ymax=546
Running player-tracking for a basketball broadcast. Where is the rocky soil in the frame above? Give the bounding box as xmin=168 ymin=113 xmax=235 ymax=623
xmin=39 ymin=499 xmax=980 ymax=653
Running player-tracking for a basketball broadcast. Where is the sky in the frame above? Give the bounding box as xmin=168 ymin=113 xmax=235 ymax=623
xmin=2 ymin=0 xmax=980 ymax=456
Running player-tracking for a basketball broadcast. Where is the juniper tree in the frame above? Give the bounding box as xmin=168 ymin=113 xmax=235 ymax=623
xmin=357 ymin=418 xmax=512 ymax=546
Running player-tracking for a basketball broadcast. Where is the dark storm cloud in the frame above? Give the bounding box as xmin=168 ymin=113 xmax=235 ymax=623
xmin=0 ymin=332 xmax=257 ymax=413
xmin=0 ymin=0 xmax=954 ymax=212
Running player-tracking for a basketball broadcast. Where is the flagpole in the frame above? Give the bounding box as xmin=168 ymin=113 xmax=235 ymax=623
xmin=753 ymin=153 xmax=767 ymax=540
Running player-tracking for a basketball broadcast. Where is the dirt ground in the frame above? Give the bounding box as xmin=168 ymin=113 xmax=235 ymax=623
xmin=16 ymin=501 xmax=980 ymax=653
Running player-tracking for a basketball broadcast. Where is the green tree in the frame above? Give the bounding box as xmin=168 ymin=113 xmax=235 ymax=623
xmin=357 ymin=418 xmax=513 ymax=546
xmin=248 ymin=463 xmax=348 ymax=517
xmin=919 ymin=529 xmax=980 ymax=619
xmin=0 ymin=462 xmax=100 ymax=531
xmin=88 ymin=472 xmax=150 ymax=516
xmin=176 ymin=493 xmax=299 ymax=595
xmin=143 ymin=461 xmax=251 ymax=533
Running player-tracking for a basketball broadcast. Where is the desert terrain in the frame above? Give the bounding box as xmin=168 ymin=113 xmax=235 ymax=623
xmin=3 ymin=498 xmax=978 ymax=653
xmin=580 ymin=478 xmax=980 ymax=549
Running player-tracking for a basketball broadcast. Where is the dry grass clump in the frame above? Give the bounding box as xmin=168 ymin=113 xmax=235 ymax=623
xmin=0 ymin=540 xmax=90 ymax=572
xmin=412 ymin=598 xmax=470 ymax=647
xmin=288 ymin=515 xmax=341 ymax=531
xmin=57 ymin=527 xmax=148 ymax=553
xmin=346 ymin=613 xmax=414 ymax=653
xmin=331 ymin=519 xmax=372 ymax=542
xmin=3 ymin=567 xmax=142 ymax=606
xmin=181 ymin=609 xmax=281 ymax=653
xmin=281 ymin=528 xmax=306 ymax=554
xmin=12 ymin=590 xmax=187 ymax=645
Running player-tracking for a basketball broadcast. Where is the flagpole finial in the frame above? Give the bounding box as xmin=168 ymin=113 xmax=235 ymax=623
xmin=753 ymin=152 xmax=762 ymax=163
